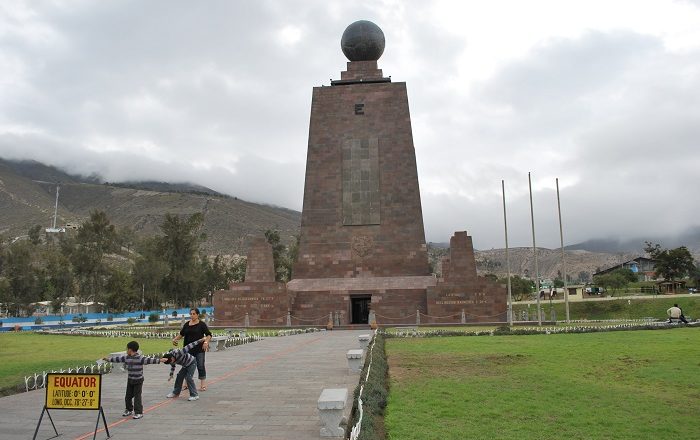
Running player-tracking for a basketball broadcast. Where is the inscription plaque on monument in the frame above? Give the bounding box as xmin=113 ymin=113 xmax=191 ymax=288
xmin=342 ymin=138 xmax=380 ymax=225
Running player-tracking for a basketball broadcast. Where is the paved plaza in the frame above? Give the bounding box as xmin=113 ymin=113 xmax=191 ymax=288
xmin=0 ymin=330 xmax=367 ymax=440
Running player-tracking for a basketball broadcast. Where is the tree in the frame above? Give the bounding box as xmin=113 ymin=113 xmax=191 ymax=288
xmin=28 ymin=225 xmax=43 ymax=245
xmin=0 ymin=234 xmax=6 ymax=275
xmin=690 ymin=265 xmax=700 ymax=286
xmin=199 ymin=254 xmax=230 ymax=304
xmin=499 ymin=275 xmax=535 ymax=301
xmin=45 ymin=249 xmax=75 ymax=313
xmin=68 ymin=210 xmax=118 ymax=304
xmin=644 ymin=242 xmax=696 ymax=289
xmin=264 ymin=229 xmax=292 ymax=282
xmin=285 ymin=234 xmax=300 ymax=280
xmin=578 ymin=271 xmax=591 ymax=283
xmin=158 ymin=213 xmax=204 ymax=307
xmin=611 ymin=268 xmax=637 ymax=283
xmin=5 ymin=241 xmax=42 ymax=315
xmin=226 ymin=256 xmax=247 ymax=283
xmin=132 ymin=237 xmax=169 ymax=310
xmin=553 ymin=279 xmax=564 ymax=288
xmin=0 ymin=278 xmax=11 ymax=312
xmin=104 ymin=268 xmax=139 ymax=312
xmin=117 ymin=226 xmax=137 ymax=253
xmin=593 ymin=273 xmax=627 ymax=295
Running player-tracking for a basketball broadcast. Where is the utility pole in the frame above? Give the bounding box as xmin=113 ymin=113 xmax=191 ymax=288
xmin=528 ymin=172 xmax=541 ymax=325
xmin=502 ymin=180 xmax=513 ymax=326
xmin=556 ymin=178 xmax=570 ymax=323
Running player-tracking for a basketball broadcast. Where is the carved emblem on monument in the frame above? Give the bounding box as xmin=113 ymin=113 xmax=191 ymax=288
xmin=351 ymin=235 xmax=374 ymax=258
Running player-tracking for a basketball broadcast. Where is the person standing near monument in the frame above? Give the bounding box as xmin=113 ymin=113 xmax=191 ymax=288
xmin=172 ymin=308 xmax=212 ymax=391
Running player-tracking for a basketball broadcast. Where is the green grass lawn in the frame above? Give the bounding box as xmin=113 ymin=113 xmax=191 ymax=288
xmin=0 ymin=333 xmax=174 ymax=394
xmin=514 ymin=295 xmax=700 ymax=320
xmin=0 ymin=328 xmax=304 ymax=395
xmin=385 ymin=328 xmax=700 ymax=440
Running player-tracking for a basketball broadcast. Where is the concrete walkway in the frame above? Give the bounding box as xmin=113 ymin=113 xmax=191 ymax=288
xmin=0 ymin=330 xmax=367 ymax=440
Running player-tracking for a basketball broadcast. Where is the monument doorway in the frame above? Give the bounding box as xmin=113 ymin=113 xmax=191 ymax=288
xmin=350 ymin=296 xmax=371 ymax=324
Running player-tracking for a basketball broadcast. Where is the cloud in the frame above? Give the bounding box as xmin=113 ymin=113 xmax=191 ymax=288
xmin=417 ymin=29 xmax=700 ymax=247
xmin=1 ymin=1 xmax=700 ymax=249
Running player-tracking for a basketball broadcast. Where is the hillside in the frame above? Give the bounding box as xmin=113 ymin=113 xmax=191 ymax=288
xmin=1 ymin=158 xmax=696 ymax=276
xmin=474 ymin=247 xmax=638 ymax=281
xmin=0 ymin=159 xmax=300 ymax=255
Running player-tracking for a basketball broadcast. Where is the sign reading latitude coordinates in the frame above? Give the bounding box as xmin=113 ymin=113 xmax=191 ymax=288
xmin=33 ymin=373 xmax=110 ymax=440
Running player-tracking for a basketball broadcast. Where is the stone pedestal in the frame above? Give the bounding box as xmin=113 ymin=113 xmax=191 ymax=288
xmin=318 ymin=388 xmax=348 ymax=438
xmin=346 ymin=349 xmax=364 ymax=374
xmin=358 ymin=334 xmax=370 ymax=350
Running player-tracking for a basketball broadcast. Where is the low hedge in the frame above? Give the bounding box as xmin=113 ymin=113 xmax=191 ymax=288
xmin=347 ymin=333 xmax=389 ymax=440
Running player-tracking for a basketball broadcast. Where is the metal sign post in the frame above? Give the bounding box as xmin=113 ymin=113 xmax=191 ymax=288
xmin=33 ymin=373 xmax=110 ymax=440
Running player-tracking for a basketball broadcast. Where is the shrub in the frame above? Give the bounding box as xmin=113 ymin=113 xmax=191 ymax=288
xmin=148 ymin=313 xmax=159 ymax=323
xmin=493 ymin=325 xmax=512 ymax=335
xmin=126 ymin=317 xmax=137 ymax=324
xmin=347 ymin=334 xmax=388 ymax=440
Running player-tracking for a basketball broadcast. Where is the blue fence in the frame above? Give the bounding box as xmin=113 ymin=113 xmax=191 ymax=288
xmin=0 ymin=307 xmax=214 ymax=332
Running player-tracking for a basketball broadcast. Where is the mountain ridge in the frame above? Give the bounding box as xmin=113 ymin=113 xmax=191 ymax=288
xmin=2 ymin=158 xmax=697 ymax=276
xmin=0 ymin=158 xmax=300 ymax=254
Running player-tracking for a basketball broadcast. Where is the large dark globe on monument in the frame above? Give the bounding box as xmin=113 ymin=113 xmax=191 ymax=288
xmin=341 ymin=20 xmax=385 ymax=61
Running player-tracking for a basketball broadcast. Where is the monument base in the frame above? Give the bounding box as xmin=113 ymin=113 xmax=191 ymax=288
xmin=213 ymin=231 xmax=507 ymax=326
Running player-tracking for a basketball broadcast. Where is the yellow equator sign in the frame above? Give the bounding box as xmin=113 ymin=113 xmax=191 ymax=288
xmin=45 ymin=373 xmax=102 ymax=410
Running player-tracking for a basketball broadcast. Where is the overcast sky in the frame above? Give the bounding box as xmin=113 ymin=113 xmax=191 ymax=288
xmin=1 ymin=0 xmax=700 ymax=249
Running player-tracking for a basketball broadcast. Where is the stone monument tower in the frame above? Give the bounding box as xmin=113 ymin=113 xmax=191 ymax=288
xmin=293 ymin=20 xmax=430 ymax=279
xmin=213 ymin=21 xmax=507 ymax=326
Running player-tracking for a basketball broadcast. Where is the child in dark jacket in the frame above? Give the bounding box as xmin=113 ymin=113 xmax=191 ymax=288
xmin=103 ymin=340 xmax=160 ymax=419
xmin=160 ymin=338 xmax=205 ymax=401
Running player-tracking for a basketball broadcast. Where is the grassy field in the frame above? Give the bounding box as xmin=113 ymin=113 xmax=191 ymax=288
xmin=514 ymin=295 xmax=700 ymax=320
xmin=385 ymin=322 xmax=655 ymax=334
xmin=385 ymin=328 xmax=700 ymax=440
xmin=0 ymin=328 xmax=308 ymax=395
xmin=0 ymin=333 xmax=174 ymax=394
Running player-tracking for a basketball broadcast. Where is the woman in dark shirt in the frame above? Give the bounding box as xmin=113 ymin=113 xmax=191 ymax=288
xmin=172 ymin=308 xmax=212 ymax=391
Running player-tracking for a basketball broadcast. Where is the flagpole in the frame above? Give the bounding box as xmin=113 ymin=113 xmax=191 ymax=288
xmin=502 ymin=180 xmax=512 ymax=326
xmin=528 ymin=172 xmax=541 ymax=325
xmin=557 ymin=178 xmax=569 ymax=323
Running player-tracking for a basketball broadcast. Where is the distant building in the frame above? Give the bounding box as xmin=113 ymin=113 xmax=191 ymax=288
xmin=593 ymin=257 xmax=656 ymax=281
xmin=656 ymin=280 xmax=686 ymax=294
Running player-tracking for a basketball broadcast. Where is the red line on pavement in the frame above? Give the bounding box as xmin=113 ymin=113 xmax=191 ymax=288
xmin=72 ymin=334 xmax=325 ymax=440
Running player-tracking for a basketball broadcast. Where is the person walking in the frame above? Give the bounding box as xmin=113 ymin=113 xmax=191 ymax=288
xmin=172 ymin=308 xmax=212 ymax=391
